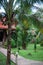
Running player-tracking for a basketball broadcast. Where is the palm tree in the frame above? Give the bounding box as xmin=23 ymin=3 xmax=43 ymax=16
xmin=31 ymin=5 xmax=43 ymax=32
xmin=0 ymin=0 xmax=19 ymax=65
xmin=14 ymin=0 xmax=43 ymax=49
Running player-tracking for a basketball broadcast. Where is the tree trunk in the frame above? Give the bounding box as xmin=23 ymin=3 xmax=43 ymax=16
xmin=6 ymin=23 xmax=11 ymax=65
xmin=34 ymin=42 xmax=36 ymax=52
xmin=22 ymin=41 xmax=26 ymax=49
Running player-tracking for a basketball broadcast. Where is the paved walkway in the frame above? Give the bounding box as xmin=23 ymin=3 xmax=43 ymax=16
xmin=0 ymin=47 xmax=43 ymax=65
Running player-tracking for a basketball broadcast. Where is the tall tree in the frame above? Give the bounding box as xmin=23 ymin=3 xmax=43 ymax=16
xmin=14 ymin=0 xmax=42 ymax=49
xmin=0 ymin=0 xmax=18 ymax=65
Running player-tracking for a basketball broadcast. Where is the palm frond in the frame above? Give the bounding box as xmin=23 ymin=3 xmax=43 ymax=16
xmin=30 ymin=15 xmax=43 ymax=29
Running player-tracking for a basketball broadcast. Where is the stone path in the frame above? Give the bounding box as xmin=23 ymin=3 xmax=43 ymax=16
xmin=0 ymin=47 xmax=43 ymax=65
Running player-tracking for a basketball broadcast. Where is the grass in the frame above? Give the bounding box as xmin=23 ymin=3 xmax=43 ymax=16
xmin=0 ymin=52 xmax=15 ymax=65
xmin=12 ymin=44 xmax=43 ymax=61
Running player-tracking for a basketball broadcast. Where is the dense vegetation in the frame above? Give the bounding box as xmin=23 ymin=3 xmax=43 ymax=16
xmin=0 ymin=0 xmax=43 ymax=65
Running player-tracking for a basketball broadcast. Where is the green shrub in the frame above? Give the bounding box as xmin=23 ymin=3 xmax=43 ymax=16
xmin=11 ymin=39 xmax=16 ymax=48
xmin=40 ymin=41 xmax=43 ymax=46
xmin=3 ymin=39 xmax=16 ymax=48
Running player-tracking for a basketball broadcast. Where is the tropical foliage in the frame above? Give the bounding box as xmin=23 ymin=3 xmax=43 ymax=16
xmin=0 ymin=0 xmax=43 ymax=65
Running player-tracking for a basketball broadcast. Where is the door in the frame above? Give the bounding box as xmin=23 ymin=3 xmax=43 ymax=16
xmin=0 ymin=29 xmax=4 ymax=41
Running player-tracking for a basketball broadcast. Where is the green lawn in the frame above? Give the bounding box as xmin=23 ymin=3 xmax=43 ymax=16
xmin=0 ymin=52 xmax=15 ymax=65
xmin=12 ymin=44 xmax=43 ymax=61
